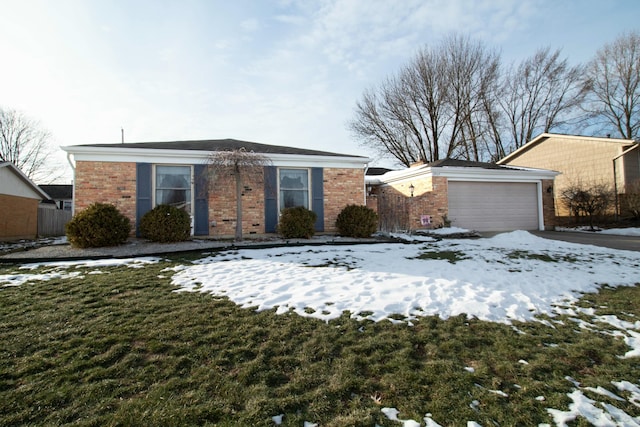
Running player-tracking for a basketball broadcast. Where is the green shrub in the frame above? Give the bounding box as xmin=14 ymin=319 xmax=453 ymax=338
xmin=278 ymin=206 xmax=317 ymax=239
xmin=66 ymin=203 xmax=131 ymax=248
xmin=139 ymin=204 xmax=191 ymax=243
xmin=335 ymin=204 xmax=378 ymax=237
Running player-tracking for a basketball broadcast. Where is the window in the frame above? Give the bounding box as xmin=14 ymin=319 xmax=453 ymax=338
xmin=155 ymin=165 xmax=192 ymax=213
xmin=279 ymin=168 xmax=309 ymax=210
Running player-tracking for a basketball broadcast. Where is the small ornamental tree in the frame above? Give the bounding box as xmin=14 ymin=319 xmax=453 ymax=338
xmin=139 ymin=204 xmax=191 ymax=243
xmin=206 ymin=148 xmax=271 ymax=241
xmin=65 ymin=203 xmax=131 ymax=248
xmin=336 ymin=204 xmax=379 ymax=237
xmin=278 ymin=206 xmax=317 ymax=239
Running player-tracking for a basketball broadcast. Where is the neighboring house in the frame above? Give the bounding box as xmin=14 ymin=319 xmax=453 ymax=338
xmin=366 ymin=158 xmax=558 ymax=232
xmin=497 ymin=133 xmax=640 ymax=216
xmin=0 ymin=162 xmax=51 ymax=240
xmin=39 ymin=185 xmax=73 ymax=211
xmin=61 ymin=139 xmax=370 ymax=237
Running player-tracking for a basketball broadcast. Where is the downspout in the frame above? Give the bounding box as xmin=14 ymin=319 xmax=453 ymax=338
xmin=363 ymin=163 xmax=369 ymax=205
xmin=66 ymin=152 xmax=76 ymax=215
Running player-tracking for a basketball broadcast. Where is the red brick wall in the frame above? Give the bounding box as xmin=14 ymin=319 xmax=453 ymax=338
xmin=207 ymin=169 xmax=266 ymax=237
xmin=0 ymin=194 xmax=39 ymax=240
xmin=74 ymin=161 xmax=365 ymax=237
xmin=541 ymin=179 xmax=557 ymax=230
xmin=375 ymin=176 xmax=450 ymax=229
xmin=74 ymin=161 xmax=137 ymax=227
xmin=323 ymin=168 xmax=365 ymax=232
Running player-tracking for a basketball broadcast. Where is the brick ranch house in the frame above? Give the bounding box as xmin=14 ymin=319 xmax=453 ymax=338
xmin=498 ymin=133 xmax=640 ymax=217
xmin=366 ymin=159 xmax=558 ymax=232
xmin=62 ymin=139 xmax=370 ymax=237
xmin=0 ymin=162 xmax=51 ymax=240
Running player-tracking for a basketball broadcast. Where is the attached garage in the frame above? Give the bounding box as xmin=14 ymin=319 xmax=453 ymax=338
xmin=448 ymin=181 xmax=539 ymax=231
xmin=366 ymin=159 xmax=559 ymax=232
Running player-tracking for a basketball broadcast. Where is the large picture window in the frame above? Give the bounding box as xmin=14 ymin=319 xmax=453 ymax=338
xmin=155 ymin=165 xmax=192 ymax=213
xmin=279 ymin=168 xmax=309 ymax=210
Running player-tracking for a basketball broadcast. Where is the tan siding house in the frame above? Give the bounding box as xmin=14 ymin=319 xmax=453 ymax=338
xmin=498 ymin=133 xmax=640 ymax=216
xmin=62 ymin=139 xmax=370 ymax=238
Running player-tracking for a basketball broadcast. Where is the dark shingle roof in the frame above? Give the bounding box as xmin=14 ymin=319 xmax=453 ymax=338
xmin=79 ymin=138 xmax=364 ymax=158
xmin=366 ymin=167 xmax=395 ymax=176
xmin=428 ymin=158 xmax=505 ymax=169
xmin=39 ymin=185 xmax=72 ymax=199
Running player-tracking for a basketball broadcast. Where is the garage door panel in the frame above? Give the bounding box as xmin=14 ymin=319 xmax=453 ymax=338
xmin=448 ymin=181 xmax=538 ymax=231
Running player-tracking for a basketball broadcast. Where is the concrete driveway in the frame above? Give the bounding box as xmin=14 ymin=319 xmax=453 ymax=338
xmin=530 ymin=230 xmax=640 ymax=252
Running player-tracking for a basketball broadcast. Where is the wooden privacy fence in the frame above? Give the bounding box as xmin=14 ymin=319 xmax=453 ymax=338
xmin=377 ymin=192 xmax=410 ymax=233
xmin=38 ymin=208 xmax=72 ymax=237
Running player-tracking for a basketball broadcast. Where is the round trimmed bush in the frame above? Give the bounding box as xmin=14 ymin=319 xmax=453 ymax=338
xmin=336 ymin=204 xmax=378 ymax=237
xmin=66 ymin=203 xmax=131 ymax=248
xmin=139 ymin=204 xmax=191 ymax=243
xmin=278 ymin=206 xmax=317 ymax=239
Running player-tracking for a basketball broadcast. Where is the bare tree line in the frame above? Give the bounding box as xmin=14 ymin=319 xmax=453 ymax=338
xmin=350 ymin=32 xmax=640 ymax=167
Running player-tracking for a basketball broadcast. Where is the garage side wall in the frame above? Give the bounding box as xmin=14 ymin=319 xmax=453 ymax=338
xmin=0 ymin=194 xmax=39 ymax=240
xmin=542 ymin=179 xmax=556 ymax=230
xmin=377 ymin=176 xmax=449 ymax=231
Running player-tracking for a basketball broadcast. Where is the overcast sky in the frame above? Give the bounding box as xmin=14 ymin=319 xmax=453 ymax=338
xmin=1 ymin=0 xmax=638 ymax=183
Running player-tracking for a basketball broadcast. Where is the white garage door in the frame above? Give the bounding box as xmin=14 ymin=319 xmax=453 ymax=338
xmin=448 ymin=181 xmax=539 ymax=231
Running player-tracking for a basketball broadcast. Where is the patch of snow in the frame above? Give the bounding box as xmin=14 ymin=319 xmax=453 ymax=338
xmin=172 ymin=231 xmax=640 ymax=324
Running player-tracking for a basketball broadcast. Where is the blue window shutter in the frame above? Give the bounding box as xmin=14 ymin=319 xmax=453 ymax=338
xmin=194 ymin=164 xmax=209 ymax=236
xmin=136 ymin=163 xmax=152 ymax=237
xmin=264 ymin=166 xmax=278 ymax=232
xmin=311 ymin=168 xmax=324 ymax=231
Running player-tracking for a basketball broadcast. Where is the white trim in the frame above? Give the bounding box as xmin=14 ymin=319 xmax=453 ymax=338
xmin=368 ymin=165 xmax=558 ymax=187
xmin=61 ymin=145 xmax=371 ymax=169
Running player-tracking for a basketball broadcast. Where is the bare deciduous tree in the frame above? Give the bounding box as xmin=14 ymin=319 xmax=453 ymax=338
xmin=206 ymin=148 xmax=271 ymax=241
xmin=560 ymin=181 xmax=614 ymax=229
xmin=500 ymin=47 xmax=587 ymax=151
xmin=583 ymin=31 xmax=640 ymax=139
xmin=0 ymin=107 xmax=55 ymax=182
xmin=349 ymin=34 xmax=502 ymax=166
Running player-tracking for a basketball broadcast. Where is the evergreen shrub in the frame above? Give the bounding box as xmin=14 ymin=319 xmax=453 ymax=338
xmin=278 ymin=206 xmax=317 ymax=239
xmin=336 ymin=204 xmax=378 ymax=237
xmin=139 ymin=204 xmax=191 ymax=243
xmin=66 ymin=203 xmax=131 ymax=248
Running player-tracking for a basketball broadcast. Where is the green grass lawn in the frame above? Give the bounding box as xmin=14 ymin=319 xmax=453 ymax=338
xmin=1 ymin=255 xmax=639 ymax=426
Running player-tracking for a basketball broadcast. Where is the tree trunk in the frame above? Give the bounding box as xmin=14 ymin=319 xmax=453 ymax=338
xmin=235 ymin=167 xmax=243 ymax=241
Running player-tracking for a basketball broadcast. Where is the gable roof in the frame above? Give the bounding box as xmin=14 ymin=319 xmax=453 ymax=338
xmin=497 ymin=133 xmax=637 ymax=165
xmin=0 ymin=162 xmax=51 ymax=200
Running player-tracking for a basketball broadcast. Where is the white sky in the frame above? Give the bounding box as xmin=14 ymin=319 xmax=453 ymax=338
xmin=1 ymin=0 xmax=639 ymax=183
